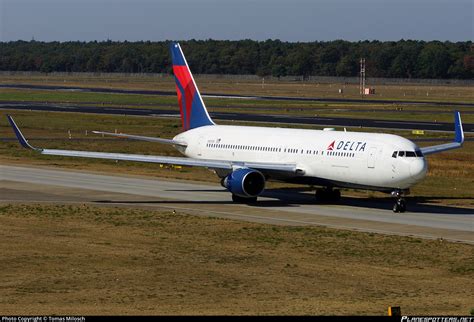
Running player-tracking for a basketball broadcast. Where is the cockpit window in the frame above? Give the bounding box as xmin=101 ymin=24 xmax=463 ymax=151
xmin=395 ymin=150 xmax=423 ymax=158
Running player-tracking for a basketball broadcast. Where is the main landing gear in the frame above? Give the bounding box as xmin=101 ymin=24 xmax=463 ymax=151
xmin=392 ymin=190 xmax=407 ymax=213
xmin=315 ymin=188 xmax=341 ymax=203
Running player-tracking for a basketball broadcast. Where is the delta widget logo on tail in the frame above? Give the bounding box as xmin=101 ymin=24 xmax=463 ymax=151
xmin=327 ymin=140 xmax=367 ymax=152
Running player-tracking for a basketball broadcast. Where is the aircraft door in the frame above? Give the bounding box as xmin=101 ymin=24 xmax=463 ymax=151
xmin=367 ymin=147 xmax=377 ymax=168
xmin=197 ymin=135 xmax=205 ymax=157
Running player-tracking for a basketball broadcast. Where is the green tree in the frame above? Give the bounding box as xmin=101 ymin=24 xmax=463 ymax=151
xmin=336 ymin=55 xmax=357 ymax=76
xmin=416 ymin=42 xmax=452 ymax=78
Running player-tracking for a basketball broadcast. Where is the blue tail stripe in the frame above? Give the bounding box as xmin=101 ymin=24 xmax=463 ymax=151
xmin=190 ymin=94 xmax=213 ymax=129
xmin=170 ymin=43 xmax=186 ymax=66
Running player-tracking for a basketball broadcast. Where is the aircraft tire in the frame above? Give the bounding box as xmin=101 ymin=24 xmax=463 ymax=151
xmin=393 ymin=199 xmax=406 ymax=213
xmin=393 ymin=203 xmax=400 ymax=213
xmin=398 ymin=199 xmax=406 ymax=213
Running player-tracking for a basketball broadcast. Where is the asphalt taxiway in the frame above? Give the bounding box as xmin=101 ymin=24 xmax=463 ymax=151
xmin=1 ymin=165 xmax=472 ymax=244
xmin=2 ymin=102 xmax=472 ymax=133
xmin=2 ymin=83 xmax=473 ymax=107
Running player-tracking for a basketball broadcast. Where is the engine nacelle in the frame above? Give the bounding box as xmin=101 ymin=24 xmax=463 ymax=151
xmin=223 ymin=168 xmax=265 ymax=198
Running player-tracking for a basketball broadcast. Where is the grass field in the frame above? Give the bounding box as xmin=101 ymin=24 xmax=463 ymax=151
xmin=0 ymin=203 xmax=472 ymax=315
xmin=2 ymin=73 xmax=474 ymax=103
xmin=1 ymin=109 xmax=473 ymax=208
xmin=1 ymin=87 xmax=473 ymax=124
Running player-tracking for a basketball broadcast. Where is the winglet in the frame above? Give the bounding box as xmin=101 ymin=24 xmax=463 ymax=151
xmin=454 ymin=111 xmax=464 ymax=144
xmin=420 ymin=111 xmax=465 ymax=156
xmin=6 ymin=115 xmax=41 ymax=151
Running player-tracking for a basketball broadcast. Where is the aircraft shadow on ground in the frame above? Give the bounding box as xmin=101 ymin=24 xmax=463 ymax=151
xmin=262 ymin=189 xmax=474 ymax=215
xmin=94 ymin=187 xmax=474 ymax=215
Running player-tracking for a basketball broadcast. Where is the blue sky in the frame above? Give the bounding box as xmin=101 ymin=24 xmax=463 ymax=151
xmin=1 ymin=0 xmax=472 ymax=42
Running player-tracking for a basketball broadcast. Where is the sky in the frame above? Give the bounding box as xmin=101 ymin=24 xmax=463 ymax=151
xmin=1 ymin=0 xmax=472 ymax=42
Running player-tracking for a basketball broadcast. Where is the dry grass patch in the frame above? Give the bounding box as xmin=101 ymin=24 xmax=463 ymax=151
xmin=0 ymin=203 xmax=472 ymax=315
xmin=2 ymin=74 xmax=473 ymax=103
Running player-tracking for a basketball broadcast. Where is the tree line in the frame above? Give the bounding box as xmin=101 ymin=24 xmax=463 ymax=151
xmin=0 ymin=39 xmax=472 ymax=79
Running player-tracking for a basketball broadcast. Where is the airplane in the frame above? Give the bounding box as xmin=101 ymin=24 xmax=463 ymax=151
xmin=7 ymin=42 xmax=465 ymax=213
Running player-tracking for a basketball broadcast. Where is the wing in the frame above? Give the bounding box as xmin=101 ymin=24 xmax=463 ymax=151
xmin=92 ymin=131 xmax=187 ymax=147
xmin=7 ymin=115 xmax=298 ymax=174
xmin=420 ymin=111 xmax=464 ymax=156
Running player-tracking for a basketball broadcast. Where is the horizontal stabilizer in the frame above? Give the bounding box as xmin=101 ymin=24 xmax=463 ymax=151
xmin=92 ymin=131 xmax=187 ymax=147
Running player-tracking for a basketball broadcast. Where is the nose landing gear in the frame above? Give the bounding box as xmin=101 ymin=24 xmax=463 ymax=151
xmin=391 ymin=189 xmax=407 ymax=213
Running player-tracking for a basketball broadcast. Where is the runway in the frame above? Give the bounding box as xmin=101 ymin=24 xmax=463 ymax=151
xmin=1 ymin=165 xmax=472 ymax=244
xmin=2 ymin=102 xmax=473 ymax=133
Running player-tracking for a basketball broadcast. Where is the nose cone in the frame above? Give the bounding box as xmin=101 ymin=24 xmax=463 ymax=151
xmin=410 ymin=158 xmax=428 ymax=182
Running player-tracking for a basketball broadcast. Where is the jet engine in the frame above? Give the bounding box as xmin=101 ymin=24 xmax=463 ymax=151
xmin=222 ymin=168 xmax=265 ymax=198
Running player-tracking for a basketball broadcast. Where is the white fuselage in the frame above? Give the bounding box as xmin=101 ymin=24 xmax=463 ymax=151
xmin=174 ymin=125 xmax=428 ymax=191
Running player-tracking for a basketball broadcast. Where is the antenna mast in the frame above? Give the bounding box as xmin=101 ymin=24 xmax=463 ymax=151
xmin=359 ymin=58 xmax=366 ymax=95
